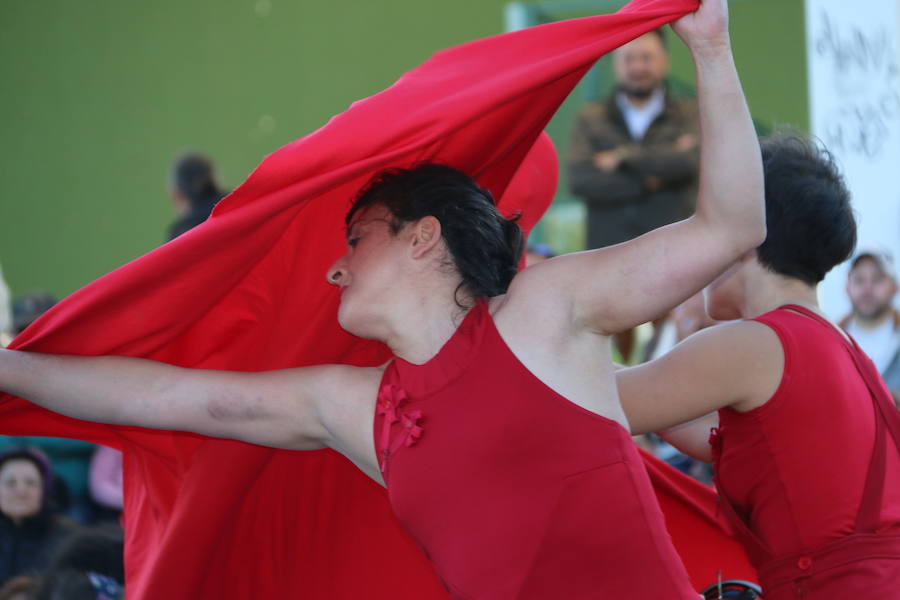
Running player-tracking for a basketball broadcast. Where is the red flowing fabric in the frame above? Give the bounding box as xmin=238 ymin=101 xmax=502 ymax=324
xmin=0 ymin=1 xmax=756 ymax=597
xmin=641 ymin=449 xmax=758 ymax=587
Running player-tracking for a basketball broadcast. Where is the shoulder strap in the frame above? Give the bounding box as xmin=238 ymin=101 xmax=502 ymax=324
xmin=779 ymin=305 xmax=900 ymax=533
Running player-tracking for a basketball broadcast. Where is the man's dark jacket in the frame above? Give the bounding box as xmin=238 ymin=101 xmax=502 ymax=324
xmin=568 ymin=89 xmax=699 ymax=249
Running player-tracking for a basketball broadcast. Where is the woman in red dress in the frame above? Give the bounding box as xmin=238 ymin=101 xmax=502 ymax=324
xmin=0 ymin=1 xmax=764 ymax=597
xmin=617 ymin=134 xmax=900 ymax=599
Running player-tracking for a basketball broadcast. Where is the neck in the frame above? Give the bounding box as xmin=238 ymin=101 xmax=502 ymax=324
xmin=382 ymin=282 xmax=475 ymax=365
xmin=741 ymin=274 xmax=820 ymax=320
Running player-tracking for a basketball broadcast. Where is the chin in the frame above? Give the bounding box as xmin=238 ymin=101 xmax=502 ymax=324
xmin=336 ymin=300 xmax=377 ymax=341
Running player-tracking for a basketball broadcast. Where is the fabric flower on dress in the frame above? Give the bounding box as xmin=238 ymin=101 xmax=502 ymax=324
xmin=377 ymin=384 xmax=424 ymax=475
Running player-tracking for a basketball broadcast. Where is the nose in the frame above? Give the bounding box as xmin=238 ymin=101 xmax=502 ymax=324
xmin=326 ymin=256 xmax=347 ymax=286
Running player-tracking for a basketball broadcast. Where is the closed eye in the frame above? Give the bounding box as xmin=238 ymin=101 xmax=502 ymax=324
xmin=348 ymin=237 xmax=360 ymax=248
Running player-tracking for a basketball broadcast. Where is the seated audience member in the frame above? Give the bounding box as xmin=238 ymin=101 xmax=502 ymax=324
xmin=32 ymin=525 xmax=124 ymax=600
xmin=840 ymin=248 xmax=900 ymax=407
xmin=167 ymin=152 xmax=229 ymax=241
xmin=0 ymin=449 xmax=76 ymax=584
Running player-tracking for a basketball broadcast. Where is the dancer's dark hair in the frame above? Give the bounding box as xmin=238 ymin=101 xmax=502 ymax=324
xmin=757 ymin=134 xmax=856 ymax=285
xmin=348 ymin=164 xmax=523 ymax=304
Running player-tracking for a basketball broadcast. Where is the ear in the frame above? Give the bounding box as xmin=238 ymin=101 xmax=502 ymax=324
xmin=409 ymin=216 xmax=443 ymax=259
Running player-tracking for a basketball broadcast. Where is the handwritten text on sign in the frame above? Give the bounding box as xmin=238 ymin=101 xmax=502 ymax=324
xmin=813 ymin=10 xmax=900 ymax=159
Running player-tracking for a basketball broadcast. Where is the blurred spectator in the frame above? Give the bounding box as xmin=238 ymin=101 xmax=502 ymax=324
xmin=32 ymin=524 xmax=124 ymax=600
xmin=10 ymin=292 xmax=57 ymax=337
xmin=0 ymin=576 xmax=35 ymax=600
xmin=0 ymin=449 xmax=76 ymax=584
xmin=167 ymin=152 xmax=228 ymax=241
xmin=840 ymin=248 xmax=900 ymax=407
xmin=0 ymin=438 xmax=96 ymax=525
xmin=568 ymin=28 xmax=699 ymax=250
xmin=88 ymin=447 xmax=122 ymax=522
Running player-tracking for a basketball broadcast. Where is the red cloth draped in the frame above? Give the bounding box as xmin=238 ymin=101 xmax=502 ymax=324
xmin=1 ymin=0 xmax=755 ymax=597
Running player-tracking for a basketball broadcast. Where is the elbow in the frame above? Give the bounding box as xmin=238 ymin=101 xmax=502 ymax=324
xmin=748 ymin=209 xmax=768 ymax=249
xmin=752 ymin=220 xmax=767 ymax=248
xmin=739 ymin=216 xmax=766 ymax=252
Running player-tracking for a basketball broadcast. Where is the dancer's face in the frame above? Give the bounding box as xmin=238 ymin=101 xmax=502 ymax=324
xmin=327 ymin=205 xmax=408 ymax=337
xmin=0 ymin=459 xmax=42 ymax=523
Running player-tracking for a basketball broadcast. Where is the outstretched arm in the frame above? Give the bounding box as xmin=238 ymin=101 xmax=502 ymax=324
xmin=0 ymin=349 xmax=378 ymax=455
xmin=515 ymin=0 xmax=765 ymax=335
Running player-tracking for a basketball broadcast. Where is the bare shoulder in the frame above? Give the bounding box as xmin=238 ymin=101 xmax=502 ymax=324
xmin=617 ymin=320 xmax=784 ymax=434
xmin=668 ymin=319 xmax=783 ymax=372
xmin=670 ymin=319 xmax=784 ymax=411
xmin=686 ymin=318 xmax=781 ymax=351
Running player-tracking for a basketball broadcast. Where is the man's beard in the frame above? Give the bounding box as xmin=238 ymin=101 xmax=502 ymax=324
xmin=620 ymin=83 xmax=657 ymax=101
xmin=856 ymin=302 xmax=893 ymax=321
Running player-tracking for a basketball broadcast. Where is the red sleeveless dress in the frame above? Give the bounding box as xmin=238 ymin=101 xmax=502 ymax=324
xmin=712 ymin=305 xmax=900 ymax=599
xmin=374 ymin=301 xmax=696 ymax=599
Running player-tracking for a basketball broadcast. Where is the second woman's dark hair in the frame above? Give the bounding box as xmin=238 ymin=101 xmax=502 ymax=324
xmin=756 ymin=134 xmax=856 ymax=284
xmin=347 ymin=164 xmax=523 ymax=304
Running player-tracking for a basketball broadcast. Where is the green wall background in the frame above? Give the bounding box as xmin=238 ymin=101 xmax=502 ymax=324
xmin=0 ymin=0 xmax=806 ymax=300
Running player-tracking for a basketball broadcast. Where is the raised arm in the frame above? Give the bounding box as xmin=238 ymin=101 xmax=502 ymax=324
xmin=517 ymin=0 xmax=765 ymax=335
xmin=0 ymin=349 xmax=380 ymax=460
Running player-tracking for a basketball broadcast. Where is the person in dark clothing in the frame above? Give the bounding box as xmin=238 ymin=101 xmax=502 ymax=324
xmin=0 ymin=449 xmax=75 ymax=585
xmin=568 ymin=28 xmax=699 ymax=251
xmin=167 ymin=152 xmax=228 ymax=241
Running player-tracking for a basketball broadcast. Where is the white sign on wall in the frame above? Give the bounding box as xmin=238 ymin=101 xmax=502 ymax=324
xmin=806 ymin=0 xmax=900 ymax=319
